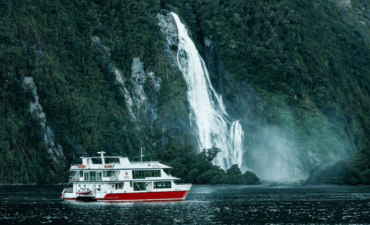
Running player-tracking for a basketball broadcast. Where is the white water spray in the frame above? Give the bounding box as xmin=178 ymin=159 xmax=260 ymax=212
xmin=171 ymin=12 xmax=244 ymax=170
xmin=230 ymin=121 xmax=244 ymax=168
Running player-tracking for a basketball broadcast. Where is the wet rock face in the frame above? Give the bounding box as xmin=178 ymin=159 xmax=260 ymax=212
xmin=90 ymin=35 xmax=161 ymax=128
xmin=23 ymin=77 xmax=67 ymax=166
xmin=203 ymin=37 xmax=308 ymax=181
xmin=203 ymin=36 xmax=252 ymax=119
xmin=130 ymin=58 xmax=147 ymax=111
xmin=130 ymin=58 xmax=163 ymax=126
xmin=147 ymin=72 xmax=161 ymax=92
xmin=114 ymin=68 xmax=137 ymax=122
xmin=157 ymin=12 xmax=179 ymax=48
xmin=131 ymin=58 xmax=147 ymax=85
xmin=307 ymin=150 xmax=321 ymax=166
xmin=155 ymin=12 xmax=197 ymax=147
xmin=336 ymin=0 xmax=370 ymax=41
xmin=90 ymin=36 xmax=138 ymax=123
xmin=91 ymin=36 xmax=111 ymax=57
xmin=129 ymin=57 xmax=160 ymax=127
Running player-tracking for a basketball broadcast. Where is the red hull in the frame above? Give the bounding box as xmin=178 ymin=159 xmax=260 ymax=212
xmin=97 ymin=191 xmax=189 ymax=202
xmin=76 ymin=190 xmax=92 ymax=194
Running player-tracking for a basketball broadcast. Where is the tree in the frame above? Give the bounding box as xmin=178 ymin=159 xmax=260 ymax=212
xmin=226 ymin=164 xmax=242 ymax=176
xmin=200 ymin=147 xmax=221 ymax=162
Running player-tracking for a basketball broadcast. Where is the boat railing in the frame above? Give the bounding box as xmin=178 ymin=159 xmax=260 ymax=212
xmin=64 ymin=187 xmax=73 ymax=193
xmin=70 ymin=164 xmax=86 ymax=169
xmin=70 ymin=163 xmax=119 ymax=169
xmin=131 ymin=161 xmax=159 ymax=164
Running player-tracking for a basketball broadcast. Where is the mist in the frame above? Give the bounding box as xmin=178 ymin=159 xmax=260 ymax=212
xmin=240 ymin=109 xmax=351 ymax=183
xmin=242 ymin=124 xmax=308 ymax=182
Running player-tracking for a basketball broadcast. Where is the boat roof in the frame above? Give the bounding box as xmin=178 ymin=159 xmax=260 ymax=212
xmin=69 ymin=162 xmax=172 ymax=170
xmin=70 ymin=151 xmax=171 ymax=170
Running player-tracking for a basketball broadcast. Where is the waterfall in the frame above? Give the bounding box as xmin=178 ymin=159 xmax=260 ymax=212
xmin=171 ymin=12 xmax=244 ymax=170
xmin=230 ymin=121 xmax=244 ymax=168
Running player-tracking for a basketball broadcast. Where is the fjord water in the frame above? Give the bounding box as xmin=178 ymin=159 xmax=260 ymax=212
xmin=2 ymin=185 xmax=370 ymax=224
xmin=172 ymin=12 xmax=244 ymax=170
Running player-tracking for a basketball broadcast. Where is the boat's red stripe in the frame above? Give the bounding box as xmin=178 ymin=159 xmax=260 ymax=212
xmin=98 ymin=191 xmax=189 ymax=201
xmin=76 ymin=191 xmax=92 ymax=194
xmin=63 ymin=198 xmax=77 ymax=201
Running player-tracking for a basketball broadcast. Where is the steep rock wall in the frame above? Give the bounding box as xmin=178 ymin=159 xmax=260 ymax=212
xmin=155 ymin=11 xmax=198 ymax=147
xmin=23 ymin=77 xmax=67 ymax=166
xmin=203 ymin=37 xmax=309 ymax=181
xmin=155 ymin=11 xmax=323 ymax=181
xmin=335 ymin=0 xmax=370 ymax=41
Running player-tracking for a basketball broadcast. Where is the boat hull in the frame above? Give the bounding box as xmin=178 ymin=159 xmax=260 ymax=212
xmin=63 ymin=191 xmax=189 ymax=202
xmin=99 ymin=190 xmax=189 ymax=201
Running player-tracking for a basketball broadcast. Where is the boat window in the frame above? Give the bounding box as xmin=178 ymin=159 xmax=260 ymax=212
xmin=90 ymin=172 xmax=96 ymax=181
xmin=132 ymin=170 xmax=161 ymax=179
xmin=97 ymin=172 xmax=102 ymax=181
xmin=116 ymin=183 xmax=124 ymax=189
xmin=84 ymin=172 xmax=89 ymax=181
xmin=133 ymin=182 xmax=146 ymax=191
xmin=154 ymin=181 xmax=171 ymax=189
xmin=79 ymin=171 xmax=83 ymax=177
xmin=103 ymin=171 xmax=114 ymax=177
xmin=130 ymin=182 xmax=132 ymax=187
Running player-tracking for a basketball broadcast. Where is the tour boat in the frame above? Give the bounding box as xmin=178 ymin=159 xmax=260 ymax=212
xmin=61 ymin=151 xmax=192 ymax=202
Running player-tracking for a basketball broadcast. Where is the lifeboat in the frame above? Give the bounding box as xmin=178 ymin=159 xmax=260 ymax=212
xmin=76 ymin=190 xmax=92 ymax=195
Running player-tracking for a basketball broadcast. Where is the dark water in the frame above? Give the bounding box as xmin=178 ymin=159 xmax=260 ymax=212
xmin=1 ymin=185 xmax=370 ymax=224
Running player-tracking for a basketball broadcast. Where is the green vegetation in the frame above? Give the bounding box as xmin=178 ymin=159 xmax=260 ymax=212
xmin=306 ymin=154 xmax=370 ymax=184
xmin=0 ymin=0 xmax=260 ymax=184
xmin=1 ymin=0 xmax=370 ymax=185
xmin=154 ymin=144 xmax=260 ymax=184
xmin=163 ymin=0 xmax=370 ymax=184
xmin=0 ymin=0 xmax=162 ymax=183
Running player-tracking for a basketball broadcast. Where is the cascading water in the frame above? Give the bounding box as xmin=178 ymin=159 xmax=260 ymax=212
xmin=230 ymin=121 xmax=244 ymax=168
xmin=171 ymin=12 xmax=244 ymax=170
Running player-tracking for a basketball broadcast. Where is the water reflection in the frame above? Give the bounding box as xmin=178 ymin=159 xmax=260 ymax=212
xmin=1 ymin=185 xmax=370 ymax=224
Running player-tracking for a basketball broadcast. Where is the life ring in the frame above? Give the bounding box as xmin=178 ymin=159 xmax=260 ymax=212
xmin=72 ymin=177 xmax=76 ymax=181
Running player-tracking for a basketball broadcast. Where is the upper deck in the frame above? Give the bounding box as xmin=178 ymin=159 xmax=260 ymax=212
xmin=70 ymin=152 xmax=171 ymax=171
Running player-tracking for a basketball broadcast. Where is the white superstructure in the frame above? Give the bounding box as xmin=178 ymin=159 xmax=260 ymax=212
xmin=61 ymin=152 xmax=191 ymax=201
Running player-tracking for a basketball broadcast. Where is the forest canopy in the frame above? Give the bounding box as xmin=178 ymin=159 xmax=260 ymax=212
xmin=1 ymin=0 xmax=370 ymax=185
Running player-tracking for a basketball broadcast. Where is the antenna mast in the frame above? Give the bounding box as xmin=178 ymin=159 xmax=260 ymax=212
xmin=141 ymin=147 xmax=143 ymax=163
